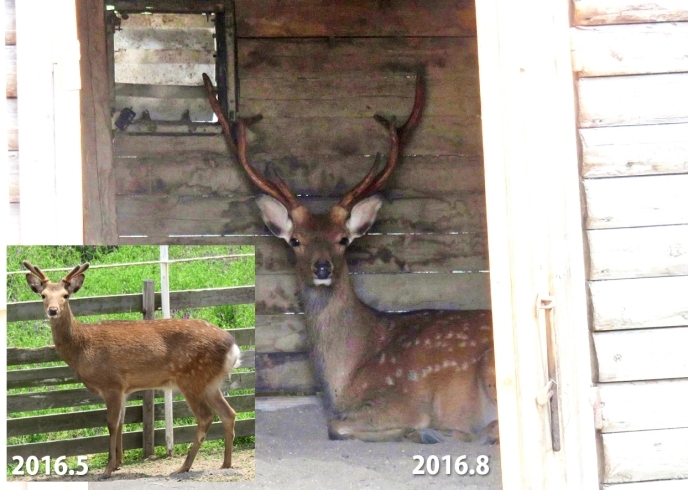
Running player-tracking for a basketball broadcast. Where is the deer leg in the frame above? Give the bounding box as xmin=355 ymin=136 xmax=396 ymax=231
xmin=99 ymin=393 xmax=126 ymax=480
xmin=174 ymin=395 xmax=214 ymax=474
xmin=115 ymin=404 xmax=126 ymax=469
xmin=205 ymin=388 xmax=237 ymax=468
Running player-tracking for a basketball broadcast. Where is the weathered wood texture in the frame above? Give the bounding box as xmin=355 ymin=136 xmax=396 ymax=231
xmin=235 ymin=0 xmax=476 ymax=37
xmin=595 ymin=327 xmax=688 ymax=382
xmin=8 ymin=286 xmax=255 ymax=322
xmin=588 ymin=225 xmax=688 ymax=280
xmin=8 ymin=394 xmax=255 ymax=437
xmin=110 ymin=0 xmax=224 ymax=13
xmin=257 ymin=272 xmax=490 ymax=315
xmin=580 ymin=124 xmax=688 ymax=178
xmin=9 ymin=150 xmax=18 ymax=202
xmin=578 ymin=73 xmax=688 ymax=128
xmin=78 ymin=0 xmax=118 ymax=243
xmin=572 ymin=23 xmax=688 ymax=77
xmin=590 ymin=276 xmax=688 ymax=331
xmin=8 ymin=373 xmax=254 ymax=413
xmin=585 ymin=175 xmax=688 ymax=230
xmin=6 ymin=45 xmax=15 ymax=97
xmin=604 ymin=482 xmax=688 ymax=490
xmin=602 ymin=428 xmax=688 ymax=484
xmin=573 ymin=0 xmax=688 ymax=26
xmin=7 ymin=97 xmax=16 ymax=150
xmin=597 ymin=380 xmax=688 ymax=433
xmin=7 ymin=418 xmax=255 ymax=460
xmin=5 ymin=0 xmax=16 ymax=45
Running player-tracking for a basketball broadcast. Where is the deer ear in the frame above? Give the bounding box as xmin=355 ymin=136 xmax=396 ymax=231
xmin=256 ymin=195 xmax=293 ymax=242
xmin=63 ymin=274 xmax=86 ymax=295
xmin=25 ymin=274 xmax=46 ymax=294
xmin=346 ymin=195 xmax=382 ymax=241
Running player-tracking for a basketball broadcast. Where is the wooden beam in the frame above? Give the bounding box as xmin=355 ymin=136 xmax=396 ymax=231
xmin=589 ymin=276 xmax=688 ymax=331
xmin=78 ymin=0 xmax=118 ymax=244
xmin=573 ymin=0 xmax=688 ymax=26
xmin=595 ymin=327 xmax=688 ymax=382
xmin=572 ymin=23 xmax=688 ymax=77
xmin=110 ymin=0 xmax=224 ymax=13
xmin=475 ymin=0 xmax=598 ymax=487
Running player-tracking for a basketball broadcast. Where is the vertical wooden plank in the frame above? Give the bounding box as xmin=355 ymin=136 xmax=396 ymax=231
xmin=215 ymin=1 xmax=237 ymax=120
xmin=16 ymin=0 xmax=56 ymax=244
xmin=141 ymin=279 xmax=155 ymax=458
xmin=78 ymin=0 xmax=119 ymax=244
xmin=475 ymin=0 xmax=599 ymax=488
xmin=53 ymin=0 xmax=84 ymax=243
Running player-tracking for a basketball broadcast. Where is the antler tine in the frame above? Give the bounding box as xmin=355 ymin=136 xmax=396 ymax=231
xmin=202 ymin=73 xmax=301 ymax=210
xmin=22 ymin=261 xmax=49 ymax=284
xmin=63 ymin=264 xmax=90 ymax=283
xmin=338 ymin=69 xmax=424 ymax=210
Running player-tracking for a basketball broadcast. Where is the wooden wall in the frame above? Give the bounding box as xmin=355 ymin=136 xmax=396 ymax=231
xmin=6 ymin=0 xmax=19 ymax=241
xmin=572 ymin=0 xmax=688 ymax=486
xmin=113 ymin=0 xmax=489 ymax=393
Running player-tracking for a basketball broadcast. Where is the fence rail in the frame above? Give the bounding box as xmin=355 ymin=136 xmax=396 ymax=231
xmin=7 ymin=283 xmax=256 ymax=460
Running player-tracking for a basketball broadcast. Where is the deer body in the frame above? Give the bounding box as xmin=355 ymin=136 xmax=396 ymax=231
xmin=24 ymin=262 xmax=241 ymax=479
xmin=203 ymin=70 xmax=498 ymax=443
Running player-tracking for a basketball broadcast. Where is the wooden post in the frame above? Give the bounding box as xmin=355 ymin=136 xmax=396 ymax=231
xmin=160 ymin=246 xmax=174 ymax=456
xmin=215 ymin=0 xmax=237 ymax=120
xmin=475 ymin=0 xmax=599 ymax=488
xmin=141 ymin=279 xmax=155 ymax=458
xmin=77 ymin=0 xmax=119 ymax=244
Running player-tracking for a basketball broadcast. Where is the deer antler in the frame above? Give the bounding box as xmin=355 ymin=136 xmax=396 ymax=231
xmin=23 ymin=261 xmax=49 ymax=284
xmin=338 ymin=68 xmax=425 ymax=210
xmin=202 ymin=73 xmax=302 ymax=211
xmin=62 ymin=264 xmax=90 ymax=285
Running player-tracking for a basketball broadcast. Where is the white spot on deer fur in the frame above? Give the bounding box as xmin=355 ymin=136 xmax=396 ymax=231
xmin=470 ymin=340 xmax=477 ymax=347
xmin=395 ymin=368 xmax=403 ymax=378
xmin=404 ymin=342 xmax=412 ymax=348
xmin=386 ymin=376 xmax=394 ymax=386
xmin=362 ymin=382 xmax=368 ymax=390
xmin=459 ymin=342 xmax=466 ymax=348
xmin=408 ymin=371 xmax=419 ymax=381
xmin=435 ymin=334 xmax=441 ymax=340
xmin=379 ymin=353 xmax=386 ymax=364
xmin=462 ymin=362 xmax=469 ymax=370
xmin=480 ymin=325 xmax=490 ymax=331
xmin=414 ymin=339 xmax=420 ymax=346
xmin=424 ymin=339 xmax=431 ymax=346
xmin=482 ymin=338 xmax=491 ymax=343
xmin=391 ymin=356 xmax=396 ymax=364
xmin=446 ymin=332 xmax=453 ymax=339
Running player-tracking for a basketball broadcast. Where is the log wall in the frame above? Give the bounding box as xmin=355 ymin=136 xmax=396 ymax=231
xmin=573 ymin=0 xmax=688 ymax=485
xmin=6 ymin=0 xmax=19 ymax=240
xmin=112 ymin=0 xmax=488 ymax=394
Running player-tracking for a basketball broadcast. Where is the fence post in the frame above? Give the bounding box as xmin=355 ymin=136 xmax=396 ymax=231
xmin=141 ymin=279 xmax=155 ymax=458
xmin=160 ymin=245 xmax=174 ymax=457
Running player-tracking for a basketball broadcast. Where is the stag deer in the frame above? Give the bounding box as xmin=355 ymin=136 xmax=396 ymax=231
xmin=23 ymin=261 xmax=241 ymax=479
xmin=203 ymin=72 xmax=497 ymax=444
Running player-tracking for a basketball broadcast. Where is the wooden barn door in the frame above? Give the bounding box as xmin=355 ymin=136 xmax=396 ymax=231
xmin=476 ymin=0 xmax=599 ymax=488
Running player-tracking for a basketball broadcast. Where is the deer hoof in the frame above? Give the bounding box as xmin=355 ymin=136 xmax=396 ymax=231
xmin=97 ymin=472 xmax=112 ymax=481
xmin=327 ymin=420 xmax=353 ymax=440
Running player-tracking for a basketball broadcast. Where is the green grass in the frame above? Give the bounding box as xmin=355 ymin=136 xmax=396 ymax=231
xmin=6 ymin=245 xmax=256 ymax=476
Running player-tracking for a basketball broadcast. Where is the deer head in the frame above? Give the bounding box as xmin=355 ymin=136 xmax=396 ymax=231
xmin=24 ymin=262 xmax=89 ymax=319
xmin=203 ymin=72 xmax=424 ymax=288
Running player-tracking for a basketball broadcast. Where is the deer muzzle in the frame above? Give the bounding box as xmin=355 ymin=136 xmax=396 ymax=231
xmin=48 ymin=307 xmax=59 ymax=317
xmin=313 ymin=259 xmax=333 ymax=286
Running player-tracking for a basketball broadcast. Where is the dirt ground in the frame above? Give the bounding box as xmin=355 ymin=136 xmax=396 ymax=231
xmin=8 ymin=446 xmax=254 ymax=483
xmin=249 ymin=397 xmax=502 ymax=490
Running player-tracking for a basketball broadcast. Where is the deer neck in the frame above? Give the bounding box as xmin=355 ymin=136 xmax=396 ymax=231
xmin=297 ymin=269 xmax=382 ymax=412
xmin=48 ymin=307 xmax=83 ymax=366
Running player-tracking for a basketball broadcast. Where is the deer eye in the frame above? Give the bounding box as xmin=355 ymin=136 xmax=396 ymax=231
xmin=339 ymin=237 xmax=349 ymax=246
xmin=41 ymin=294 xmax=46 ymax=299
xmin=63 ymin=294 xmax=69 ymax=299
xmin=289 ymin=238 xmax=300 ymax=247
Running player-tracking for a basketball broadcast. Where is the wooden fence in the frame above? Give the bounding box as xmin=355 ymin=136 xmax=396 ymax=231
xmin=7 ymin=283 xmax=255 ymax=460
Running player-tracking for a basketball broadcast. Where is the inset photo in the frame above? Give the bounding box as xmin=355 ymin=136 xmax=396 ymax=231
xmin=6 ymin=245 xmax=255 ymax=482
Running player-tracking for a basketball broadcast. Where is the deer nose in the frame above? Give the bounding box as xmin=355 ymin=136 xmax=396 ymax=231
xmin=313 ymin=260 xmax=332 ymax=280
xmin=48 ymin=307 xmax=58 ymax=316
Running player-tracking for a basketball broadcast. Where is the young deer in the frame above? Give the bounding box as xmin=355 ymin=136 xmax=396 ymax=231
xmin=23 ymin=261 xmax=241 ymax=479
xmin=203 ymin=72 xmax=497 ymax=443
